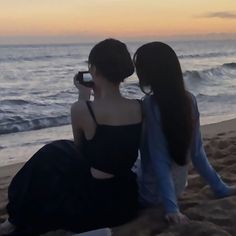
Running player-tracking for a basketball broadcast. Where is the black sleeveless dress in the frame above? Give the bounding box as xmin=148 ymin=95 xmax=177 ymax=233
xmin=6 ymin=101 xmax=142 ymax=235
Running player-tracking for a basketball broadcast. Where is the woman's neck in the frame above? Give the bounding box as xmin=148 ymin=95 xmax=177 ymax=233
xmin=94 ymin=82 xmax=122 ymax=101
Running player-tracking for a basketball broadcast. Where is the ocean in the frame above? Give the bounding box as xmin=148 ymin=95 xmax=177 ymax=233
xmin=0 ymin=39 xmax=236 ymax=166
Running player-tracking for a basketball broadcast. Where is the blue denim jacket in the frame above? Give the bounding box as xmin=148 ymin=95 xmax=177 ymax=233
xmin=137 ymin=93 xmax=230 ymax=213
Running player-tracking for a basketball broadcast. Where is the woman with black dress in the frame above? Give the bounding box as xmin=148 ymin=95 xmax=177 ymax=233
xmin=0 ymin=39 xmax=142 ymax=236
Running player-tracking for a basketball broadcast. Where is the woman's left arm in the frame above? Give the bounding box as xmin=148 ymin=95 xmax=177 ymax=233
xmin=190 ymin=99 xmax=236 ymax=197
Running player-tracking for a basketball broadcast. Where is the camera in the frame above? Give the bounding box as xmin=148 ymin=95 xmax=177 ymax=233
xmin=75 ymin=71 xmax=94 ymax=88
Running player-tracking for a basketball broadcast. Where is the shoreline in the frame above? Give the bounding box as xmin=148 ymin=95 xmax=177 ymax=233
xmin=0 ymin=115 xmax=235 ymax=167
xmin=0 ymin=117 xmax=235 ymax=170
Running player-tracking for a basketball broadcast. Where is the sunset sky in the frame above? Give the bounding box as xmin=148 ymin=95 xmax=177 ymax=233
xmin=0 ymin=0 xmax=236 ymax=44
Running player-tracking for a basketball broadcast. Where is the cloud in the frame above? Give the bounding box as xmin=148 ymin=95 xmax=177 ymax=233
xmin=200 ymin=11 xmax=236 ymax=19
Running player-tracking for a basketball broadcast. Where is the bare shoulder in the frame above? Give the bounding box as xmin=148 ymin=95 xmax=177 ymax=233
xmin=71 ymin=101 xmax=87 ymax=114
xmin=124 ymin=98 xmax=142 ymax=120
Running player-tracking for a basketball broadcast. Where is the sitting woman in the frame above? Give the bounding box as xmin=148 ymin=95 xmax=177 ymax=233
xmin=0 ymin=39 xmax=142 ymax=236
xmin=133 ymin=42 xmax=236 ymax=224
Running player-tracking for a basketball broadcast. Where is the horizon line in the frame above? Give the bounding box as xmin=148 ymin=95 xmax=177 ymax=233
xmin=0 ymin=32 xmax=236 ymax=46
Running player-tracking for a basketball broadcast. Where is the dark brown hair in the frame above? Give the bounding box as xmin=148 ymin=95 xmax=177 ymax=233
xmin=134 ymin=42 xmax=194 ymax=166
xmin=88 ymin=38 xmax=134 ymax=83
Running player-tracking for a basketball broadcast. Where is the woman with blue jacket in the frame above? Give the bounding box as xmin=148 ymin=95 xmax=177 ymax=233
xmin=134 ymin=42 xmax=236 ymax=224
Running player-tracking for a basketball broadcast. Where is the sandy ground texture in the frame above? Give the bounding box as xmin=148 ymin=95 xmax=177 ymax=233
xmin=0 ymin=118 xmax=236 ymax=236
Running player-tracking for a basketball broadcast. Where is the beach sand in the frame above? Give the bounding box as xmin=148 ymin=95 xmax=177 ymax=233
xmin=0 ymin=119 xmax=236 ymax=236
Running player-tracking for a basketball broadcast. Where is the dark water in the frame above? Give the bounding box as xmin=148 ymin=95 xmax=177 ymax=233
xmin=1 ymin=40 xmax=236 ymax=135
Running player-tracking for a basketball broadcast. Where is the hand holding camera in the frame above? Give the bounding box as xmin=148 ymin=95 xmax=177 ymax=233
xmin=74 ymin=71 xmax=94 ymax=100
xmin=74 ymin=71 xmax=94 ymax=89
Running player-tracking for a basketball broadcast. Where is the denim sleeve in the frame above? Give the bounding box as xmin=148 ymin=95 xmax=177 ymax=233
xmin=191 ymin=100 xmax=230 ymax=197
xmin=147 ymin=105 xmax=180 ymax=214
xmin=148 ymin=136 xmax=180 ymax=213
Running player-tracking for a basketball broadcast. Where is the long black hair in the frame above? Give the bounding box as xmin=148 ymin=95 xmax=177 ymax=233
xmin=134 ymin=42 xmax=194 ymax=166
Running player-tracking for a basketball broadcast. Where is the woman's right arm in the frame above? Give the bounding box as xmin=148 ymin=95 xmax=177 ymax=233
xmin=71 ymin=102 xmax=86 ymax=148
xmin=71 ymin=76 xmax=93 ymax=147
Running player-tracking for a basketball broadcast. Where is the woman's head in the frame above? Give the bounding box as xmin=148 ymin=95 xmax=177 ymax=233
xmin=134 ymin=42 xmax=194 ymax=166
xmin=134 ymin=42 xmax=184 ymax=95
xmin=88 ymin=38 xmax=134 ymax=84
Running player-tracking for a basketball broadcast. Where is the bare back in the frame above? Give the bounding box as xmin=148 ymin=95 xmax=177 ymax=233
xmin=83 ymin=98 xmax=142 ymax=140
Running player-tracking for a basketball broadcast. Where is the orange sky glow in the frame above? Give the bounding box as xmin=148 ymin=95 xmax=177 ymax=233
xmin=0 ymin=0 xmax=236 ymax=43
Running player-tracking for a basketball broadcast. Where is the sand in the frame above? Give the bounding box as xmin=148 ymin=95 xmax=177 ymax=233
xmin=0 ymin=119 xmax=236 ymax=236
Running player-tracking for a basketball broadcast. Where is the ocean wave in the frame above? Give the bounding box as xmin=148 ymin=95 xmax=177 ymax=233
xmin=223 ymin=62 xmax=236 ymax=69
xmin=179 ymin=51 xmax=236 ymax=59
xmin=183 ymin=62 xmax=236 ymax=82
xmin=0 ymin=99 xmax=53 ymax=107
xmin=0 ymin=115 xmax=70 ymax=135
xmin=196 ymin=93 xmax=236 ymax=103
xmin=1 ymin=99 xmax=34 ymax=106
xmin=0 ymin=53 xmax=84 ymax=63
xmin=42 ymin=89 xmax=76 ymax=99
xmin=0 ymin=55 xmax=55 ymax=63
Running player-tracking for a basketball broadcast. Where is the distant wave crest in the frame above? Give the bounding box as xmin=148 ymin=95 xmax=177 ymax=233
xmin=1 ymin=99 xmax=34 ymax=106
xmin=183 ymin=62 xmax=236 ymax=82
xmin=196 ymin=93 xmax=236 ymax=103
xmin=0 ymin=53 xmax=83 ymax=63
xmin=179 ymin=51 xmax=236 ymax=59
xmin=0 ymin=115 xmax=70 ymax=135
xmin=223 ymin=62 xmax=236 ymax=69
